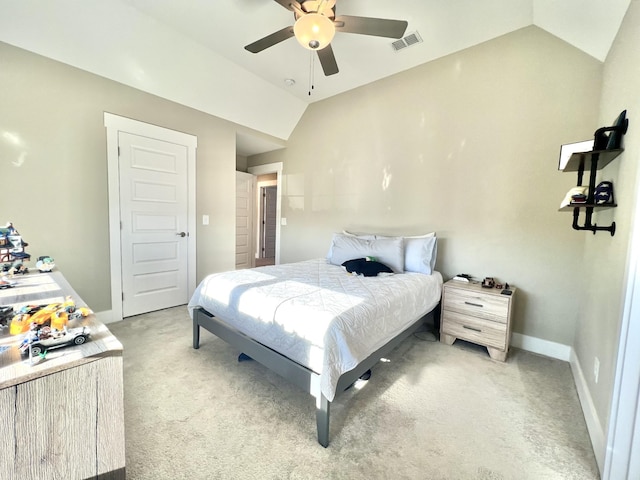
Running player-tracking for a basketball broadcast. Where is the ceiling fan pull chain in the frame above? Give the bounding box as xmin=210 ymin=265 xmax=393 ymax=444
xmin=308 ymin=50 xmax=315 ymax=96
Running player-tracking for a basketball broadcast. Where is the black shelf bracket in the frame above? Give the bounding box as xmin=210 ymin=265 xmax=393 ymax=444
xmin=572 ymin=150 xmax=616 ymax=236
xmin=572 ymin=207 xmax=616 ymax=236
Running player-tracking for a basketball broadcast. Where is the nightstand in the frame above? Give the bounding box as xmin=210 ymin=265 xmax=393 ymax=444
xmin=440 ymin=280 xmax=515 ymax=361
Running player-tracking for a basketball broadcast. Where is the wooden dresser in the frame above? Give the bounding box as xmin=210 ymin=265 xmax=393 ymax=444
xmin=0 ymin=272 xmax=125 ymax=479
xmin=440 ymin=279 xmax=516 ymax=361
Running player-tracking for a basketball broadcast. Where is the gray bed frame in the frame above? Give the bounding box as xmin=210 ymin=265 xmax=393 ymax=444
xmin=192 ymin=306 xmax=437 ymax=447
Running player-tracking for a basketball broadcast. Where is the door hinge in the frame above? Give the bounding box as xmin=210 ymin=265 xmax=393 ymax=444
xmin=122 ymin=292 xmax=124 ymax=301
xmin=118 ymin=146 xmax=120 ymax=156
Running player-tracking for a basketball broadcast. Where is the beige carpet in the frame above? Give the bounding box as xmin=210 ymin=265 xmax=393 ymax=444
xmin=109 ymin=307 xmax=599 ymax=480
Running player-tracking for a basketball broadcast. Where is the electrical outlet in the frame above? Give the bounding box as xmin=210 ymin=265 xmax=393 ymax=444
xmin=594 ymin=357 xmax=600 ymax=384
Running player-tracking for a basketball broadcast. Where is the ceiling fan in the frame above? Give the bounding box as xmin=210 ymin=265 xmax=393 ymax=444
xmin=244 ymin=0 xmax=408 ymax=76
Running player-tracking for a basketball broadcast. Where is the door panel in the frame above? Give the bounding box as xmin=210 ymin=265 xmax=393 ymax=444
xmin=119 ymin=132 xmax=189 ymax=317
xmin=263 ymin=186 xmax=277 ymax=259
xmin=236 ymin=172 xmax=255 ymax=269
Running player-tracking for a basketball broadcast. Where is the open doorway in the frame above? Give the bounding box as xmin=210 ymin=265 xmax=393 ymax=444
xmin=257 ymin=181 xmax=277 ymax=266
xmin=248 ymin=162 xmax=283 ymax=266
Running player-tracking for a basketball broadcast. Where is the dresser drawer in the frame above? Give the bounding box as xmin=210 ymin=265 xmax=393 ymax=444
xmin=443 ymin=287 xmax=509 ymax=323
xmin=441 ymin=310 xmax=507 ymax=351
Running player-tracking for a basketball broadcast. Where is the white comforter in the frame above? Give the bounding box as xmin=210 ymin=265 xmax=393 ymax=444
xmin=188 ymin=258 xmax=443 ymax=401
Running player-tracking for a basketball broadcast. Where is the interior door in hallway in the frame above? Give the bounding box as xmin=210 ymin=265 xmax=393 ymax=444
xmin=261 ymin=185 xmax=277 ymax=260
xmin=118 ymin=132 xmax=189 ymax=317
xmin=236 ymin=171 xmax=255 ymax=269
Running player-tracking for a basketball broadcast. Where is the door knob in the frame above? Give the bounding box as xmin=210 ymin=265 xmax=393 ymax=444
xmin=176 ymin=232 xmax=187 ymax=237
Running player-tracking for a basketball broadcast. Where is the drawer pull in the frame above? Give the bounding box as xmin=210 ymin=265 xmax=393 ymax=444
xmin=463 ymin=325 xmax=482 ymax=333
xmin=464 ymin=301 xmax=483 ymax=308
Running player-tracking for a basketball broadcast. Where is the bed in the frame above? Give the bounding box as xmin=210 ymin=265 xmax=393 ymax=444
xmin=188 ymin=233 xmax=442 ymax=446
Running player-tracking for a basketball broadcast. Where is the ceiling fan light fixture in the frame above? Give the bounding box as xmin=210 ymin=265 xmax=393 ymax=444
xmin=293 ymin=13 xmax=335 ymax=50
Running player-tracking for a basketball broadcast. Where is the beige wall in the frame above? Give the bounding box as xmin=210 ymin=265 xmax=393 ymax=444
xmin=236 ymin=154 xmax=248 ymax=172
xmin=0 ymin=41 xmax=244 ymax=311
xmin=251 ymin=26 xmax=603 ymax=345
xmin=576 ymin=0 xmax=640 ymax=443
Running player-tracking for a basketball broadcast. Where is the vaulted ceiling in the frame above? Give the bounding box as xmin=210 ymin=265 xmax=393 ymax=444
xmin=0 ymin=0 xmax=631 ymax=153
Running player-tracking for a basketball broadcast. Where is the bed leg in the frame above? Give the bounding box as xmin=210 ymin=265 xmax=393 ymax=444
xmin=316 ymin=394 xmax=330 ymax=448
xmin=193 ymin=317 xmax=200 ymax=349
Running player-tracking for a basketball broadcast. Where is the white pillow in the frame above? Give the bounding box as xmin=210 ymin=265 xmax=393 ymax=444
xmin=375 ymin=232 xmax=435 ymax=240
xmin=404 ymin=236 xmax=438 ymax=274
xmin=375 ymin=232 xmax=437 ymax=274
xmin=342 ymin=230 xmax=376 ymax=240
xmin=327 ymin=231 xmax=375 ymax=260
xmin=328 ymin=234 xmax=405 ymax=273
xmin=406 ymin=232 xmax=436 ymax=239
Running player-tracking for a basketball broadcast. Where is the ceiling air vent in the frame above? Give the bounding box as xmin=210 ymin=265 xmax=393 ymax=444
xmin=391 ymin=31 xmax=423 ymax=52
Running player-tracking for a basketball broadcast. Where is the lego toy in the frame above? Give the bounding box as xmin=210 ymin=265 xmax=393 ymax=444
xmin=0 ymin=276 xmax=16 ymax=289
xmin=19 ymin=325 xmax=91 ymax=357
xmin=9 ymin=296 xmax=93 ymax=335
xmin=35 ymin=256 xmax=55 ymax=272
xmin=0 ymin=222 xmax=30 ymax=267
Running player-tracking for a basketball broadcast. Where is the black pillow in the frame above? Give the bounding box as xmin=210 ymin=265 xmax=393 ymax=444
xmin=342 ymin=258 xmax=393 ymax=277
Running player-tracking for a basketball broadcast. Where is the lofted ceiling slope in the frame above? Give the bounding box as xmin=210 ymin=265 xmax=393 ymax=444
xmin=0 ymin=0 xmax=631 ymax=153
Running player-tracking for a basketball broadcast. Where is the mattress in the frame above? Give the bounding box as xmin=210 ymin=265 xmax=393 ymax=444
xmin=188 ymin=258 xmax=443 ymax=400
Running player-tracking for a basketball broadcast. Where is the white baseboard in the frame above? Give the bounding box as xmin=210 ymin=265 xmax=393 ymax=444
xmin=569 ymin=349 xmax=605 ymax=474
xmin=511 ymin=332 xmax=571 ymax=361
xmin=512 ymin=333 xmax=604 ymax=475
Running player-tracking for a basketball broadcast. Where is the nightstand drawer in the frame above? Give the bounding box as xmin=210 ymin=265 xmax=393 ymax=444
xmin=441 ymin=310 xmax=507 ymax=350
xmin=443 ymin=288 xmax=509 ymax=323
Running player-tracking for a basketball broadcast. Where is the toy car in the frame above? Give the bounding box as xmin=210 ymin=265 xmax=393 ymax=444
xmin=0 ymin=276 xmax=16 ymax=289
xmin=19 ymin=326 xmax=91 ymax=356
xmin=10 ymin=296 xmax=92 ymax=335
xmin=35 ymin=256 xmax=55 ymax=272
xmin=50 ymin=303 xmax=92 ymax=328
xmin=10 ymin=303 xmax=61 ymax=335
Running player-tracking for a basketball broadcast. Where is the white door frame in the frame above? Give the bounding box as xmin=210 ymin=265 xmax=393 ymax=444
xmin=603 ymin=169 xmax=640 ymax=478
xmin=248 ymin=162 xmax=283 ymax=265
xmin=258 ymin=181 xmax=277 ymax=259
xmin=104 ymin=112 xmax=197 ymax=322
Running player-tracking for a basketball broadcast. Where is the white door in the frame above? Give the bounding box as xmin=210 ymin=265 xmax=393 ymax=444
xmin=119 ymin=132 xmax=189 ymax=317
xmin=261 ymin=186 xmax=277 ymax=259
xmin=236 ymin=172 xmax=255 ymax=269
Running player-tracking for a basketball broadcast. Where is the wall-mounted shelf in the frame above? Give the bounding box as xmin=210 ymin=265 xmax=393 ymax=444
xmin=558 ymin=202 xmax=617 ymax=212
xmin=560 ymin=148 xmax=623 ymax=172
xmin=558 ymin=112 xmax=628 ymax=236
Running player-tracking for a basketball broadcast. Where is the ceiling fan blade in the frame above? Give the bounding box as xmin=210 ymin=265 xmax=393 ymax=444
xmin=245 ymin=26 xmax=295 ymax=53
xmin=317 ymin=0 xmax=336 ymax=13
xmin=272 ymin=0 xmax=301 ymax=12
xmin=334 ymin=15 xmax=408 ymax=39
xmin=317 ymin=44 xmax=339 ymax=76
